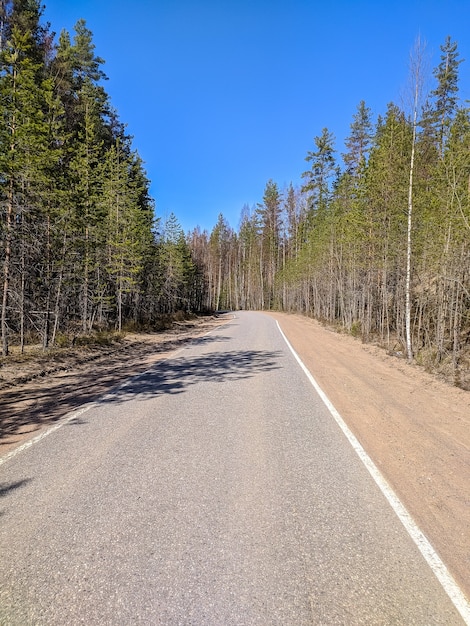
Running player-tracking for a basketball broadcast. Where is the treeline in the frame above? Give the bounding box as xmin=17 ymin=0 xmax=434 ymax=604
xmin=189 ymin=37 xmax=469 ymax=386
xmin=0 ymin=1 xmax=203 ymax=356
xmin=2 ymin=2 xmax=468 ymax=387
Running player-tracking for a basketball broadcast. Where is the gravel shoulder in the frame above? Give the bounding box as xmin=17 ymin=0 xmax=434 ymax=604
xmin=1 ymin=310 xmax=469 ymax=601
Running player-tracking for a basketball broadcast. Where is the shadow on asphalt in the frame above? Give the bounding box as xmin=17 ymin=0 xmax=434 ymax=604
xmin=99 ymin=348 xmax=282 ymax=404
xmin=0 ymin=332 xmax=281 ymax=441
xmin=0 ymin=478 xmax=32 ymax=497
xmin=0 ymin=478 xmax=32 ymax=517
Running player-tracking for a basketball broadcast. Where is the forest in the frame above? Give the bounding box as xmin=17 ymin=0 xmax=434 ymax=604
xmin=0 ymin=0 xmax=204 ymax=357
xmin=0 ymin=2 xmax=469 ymax=386
xmin=188 ymin=38 xmax=470 ymax=387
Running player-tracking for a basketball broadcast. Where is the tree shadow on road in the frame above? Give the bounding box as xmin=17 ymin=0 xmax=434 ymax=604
xmin=0 ymin=478 xmax=32 ymax=497
xmin=99 ymin=348 xmax=282 ymax=404
xmin=0 ymin=478 xmax=32 ymax=518
xmin=0 ymin=332 xmax=281 ymax=443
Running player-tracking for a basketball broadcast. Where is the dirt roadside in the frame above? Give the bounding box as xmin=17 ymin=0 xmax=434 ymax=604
xmin=1 ymin=311 xmax=469 ymax=602
xmin=0 ymin=316 xmax=226 ymax=457
xmin=267 ymin=311 xmax=470 ymax=604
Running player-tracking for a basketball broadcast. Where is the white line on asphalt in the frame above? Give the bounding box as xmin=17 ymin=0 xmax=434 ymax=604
xmin=0 ymin=403 xmax=97 ymax=467
xmin=276 ymin=320 xmax=470 ymax=625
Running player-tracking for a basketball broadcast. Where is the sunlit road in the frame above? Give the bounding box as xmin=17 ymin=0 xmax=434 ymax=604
xmin=0 ymin=311 xmax=465 ymax=624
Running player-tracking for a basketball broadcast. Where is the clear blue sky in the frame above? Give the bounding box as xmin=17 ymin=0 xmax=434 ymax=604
xmin=42 ymin=0 xmax=470 ymax=233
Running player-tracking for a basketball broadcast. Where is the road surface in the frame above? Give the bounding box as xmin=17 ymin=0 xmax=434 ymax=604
xmin=0 ymin=311 xmax=466 ymax=624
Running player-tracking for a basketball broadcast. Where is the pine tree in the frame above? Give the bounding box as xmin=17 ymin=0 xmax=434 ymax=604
xmin=158 ymin=213 xmax=195 ymax=314
xmin=363 ymin=104 xmax=412 ymax=344
xmin=428 ymin=36 xmax=463 ymax=156
xmin=237 ymin=204 xmax=261 ymax=310
xmin=62 ymin=20 xmax=111 ymax=331
xmin=301 ymin=128 xmax=336 ymax=227
xmin=209 ymin=214 xmax=232 ymax=310
xmin=256 ymin=179 xmax=282 ymax=308
xmin=343 ymin=100 xmax=373 ymax=179
xmin=100 ymin=141 xmax=154 ymax=330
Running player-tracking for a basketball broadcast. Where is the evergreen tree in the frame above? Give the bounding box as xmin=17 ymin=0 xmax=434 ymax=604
xmin=256 ymin=179 xmax=282 ymax=308
xmin=158 ymin=213 xmax=195 ymax=313
xmin=209 ymin=213 xmax=232 ymax=310
xmin=237 ymin=204 xmax=261 ymax=310
xmin=428 ymin=36 xmax=463 ymax=155
xmin=0 ymin=11 xmax=54 ymax=354
xmin=100 ymin=141 xmax=147 ymax=329
xmin=301 ymin=127 xmax=336 ymax=226
xmin=342 ymin=100 xmax=373 ymax=178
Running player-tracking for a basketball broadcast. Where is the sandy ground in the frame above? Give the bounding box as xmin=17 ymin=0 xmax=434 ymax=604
xmin=1 ymin=311 xmax=469 ymax=602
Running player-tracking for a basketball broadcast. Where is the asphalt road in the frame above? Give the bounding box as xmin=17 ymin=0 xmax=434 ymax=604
xmin=0 ymin=311 xmax=465 ymax=624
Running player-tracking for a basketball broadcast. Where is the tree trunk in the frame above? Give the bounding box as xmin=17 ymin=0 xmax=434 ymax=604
xmin=1 ymin=181 xmax=14 ymax=356
xmin=405 ymin=74 xmax=419 ymax=361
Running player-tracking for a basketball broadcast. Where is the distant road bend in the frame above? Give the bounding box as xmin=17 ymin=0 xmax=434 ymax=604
xmin=0 ymin=311 xmax=468 ymax=624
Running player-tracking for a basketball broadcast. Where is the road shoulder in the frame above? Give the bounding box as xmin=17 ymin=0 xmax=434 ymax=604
xmin=266 ymin=311 xmax=470 ymax=602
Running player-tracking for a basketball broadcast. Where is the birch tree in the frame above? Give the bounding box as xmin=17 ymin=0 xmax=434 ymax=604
xmin=405 ymin=36 xmax=427 ymax=360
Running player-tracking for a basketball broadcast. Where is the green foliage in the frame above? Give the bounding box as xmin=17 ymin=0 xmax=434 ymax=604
xmin=185 ymin=36 xmax=470 ymax=386
xmin=343 ymin=100 xmax=373 ymax=178
xmin=0 ymin=4 xmax=468 ymax=386
xmin=301 ymin=127 xmax=336 ymax=219
xmin=0 ymin=2 xmax=206 ymax=352
xmin=428 ymin=36 xmax=462 ymax=154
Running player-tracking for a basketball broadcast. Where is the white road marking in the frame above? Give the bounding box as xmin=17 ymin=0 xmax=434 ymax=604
xmin=276 ymin=320 xmax=470 ymax=625
xmin=0 ymin=403 xmax=96 ymax=467
xmin=4 ymin=316 xmax=466 ymax=619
